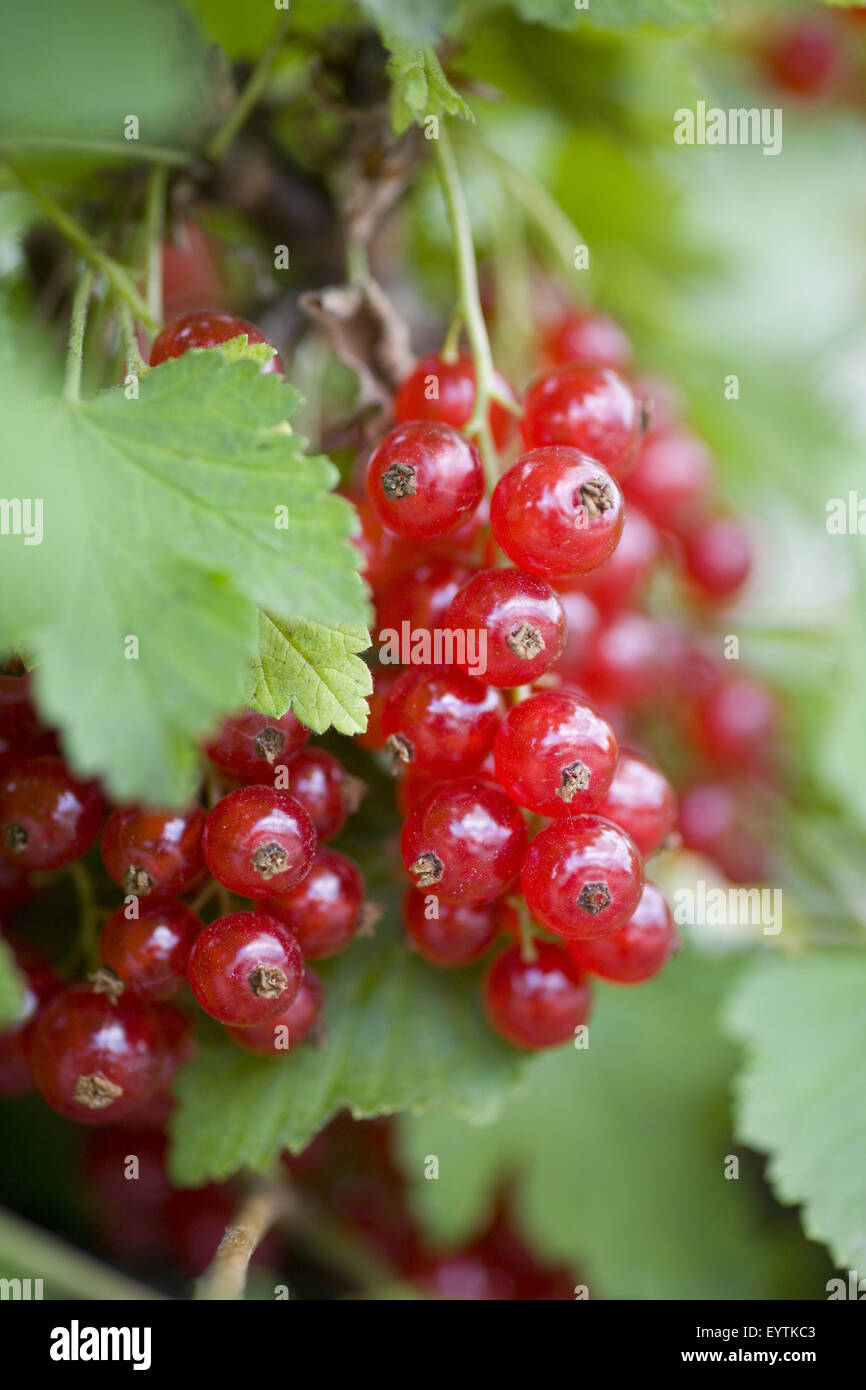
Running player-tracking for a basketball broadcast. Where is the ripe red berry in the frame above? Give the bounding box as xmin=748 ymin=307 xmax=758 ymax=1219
xmin=682 ymin=516 xmax=752 ymax=602
xmin=483 ymin=942 xmax=592 ymax=1050
xmin=400 ymin=777 xmax=527 ymax=905
xmin=286 ymin=748 xmax=362 ymax=840
xmin=403 ymin=888 xmax=514 ymax=967
xmin=29 ymin=983 xmax=164 ymax=1124
xmin=99 ymin=900 xmax=202 ymax=1001
xmin=365 ymin=421 xmax=484 ymax=540
xmin=762 ymin=19 xmax=843 ymax=99
xmin=593 ymin=748 xmax=677 ymax=857
xmin=205 ymin=706 xmax=309 ymax=782
xmin=446 ymin=568 xmax=565 ymax=688
xmin=624 ymin=426 xmax=713 ymax=535
xmin=264 ymin=848 xmax=365 ymax=959
xmin=0 ymin=757 xmax=103 ymax=872
xmin=490 ymin=447 xmax=624 ymax=579
xmin=543 ymin=309 xmax=633 ymax=372
xmin=568 ymin=880 xmax=676 ymax=984
xmin=186 ymin=910 xmax=304 ymax=1025
xmin=149 ymin=310 xmax=283 ymax=373
xmin=382 ymin=666 xmax=503 ymax=778
xmin=0 ymin=658 xmax=35 ymax=731
xmin=520 ymin=364 xmax=642 ymax=478
xmin=225 ymin=970 xmax=324 ymax=1056
xmin=102 ymin=803 xmax=205 ymax=899
xmin=521 ymin=815 xmax=644 ymax=940
xmin=580 ymin=610 xmax=675 ymax=709
xmin=696 ymin=675 xmax=778 ymax=768
xmin=161 ymin=219 xmax=228 ymax=319
xmin=202 ymin=785 xmax=315 ymax=897
xmin=377 ymin=556 xmax=476 ymax=641
xmin=394 ymin=352 xmax=517 ymax=449
xmin=355 ymin=666 xmax=399 ymax=752
xmin=0 ymin=948 xmax=61 ymax=1098
xmin=551 ymin=590 xmax=601 ymax=682
xmin=493 ymin=690 xmax=618 ymax=817
xmin=564 ymin=504 xmax=660 ymax=611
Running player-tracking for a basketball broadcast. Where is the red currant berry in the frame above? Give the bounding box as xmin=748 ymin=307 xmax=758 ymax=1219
xmin=365 ymin=421 xmax=483 ymax=540
xmin=624 ymin=427 xmax=713 ymax=535
xmin=382 ymin=666 xmax=503 ymax=777
xmin=395 ymin=764 xmax=440 ymax=818
xmin=543 ymin=309 xmax=632 ymax=372
xmin=149 ymin=310 xmax=283 ymax=374
xmin=490 ymin=447 xmax=624 ymax=580
xmin=568 ymin=880 xmax=676 ymax=984
xmin=521 ymin=815 xmax=644 ymax=940
xmin=377 ymin=556 xmax=476 ymax=642
xmin=0 ymin=757 xmax=103 ymax=872
xmin=762 ymin=19 xmax=843 ymax=98
xmin=205 ymin=706 xmax=309 ymax=782
xmin=520 ymin=365 xmax=642 ymax=478
xmin=161 ymin=219 xmax=228 ymax=319
xmin=102 ymin=803 xmax=205 ymax=899
xmin=29 ymin=983 xmax=164 ymax=1124
xmin=284 ymin=748 xmax=362 ymax=840
xmin=679 ymin=780 xmax=770 ymax=885
xmin=356 ymin=666 xmax=398 ymax=752
xmin=225 ymin=970 xmax=324 ymax=1056
xmin=580 ymin=610 xmax=675 ymax=709
xmin=0 ymin=723 xmax=52 ymax=776
xmin=552 ymin=590 xmax=601 ymax=682
xmin=202 ymin=785 xmax=315 ymax=897
xmin=483 ymin=942 xmax=592 ymax=1050
xmin=0 ymin=657 xmax=35 ymax=731
xmin=593 ymin=749 xmax=677 ymax=857
xmin=564 ymin=503 xmax=660 ymax=611
xmin=400 ymin=777 xmax=527 ymax=905
xmin=682 ymin=516 xmax=752 ymax=602
xmin=446 ymin=568 xmax=565 ymax=688
xmin=403 ymin=888 xmax=514 ymax=967
xmin=394 ymin=352 xmax=517 ymax=449
xmin=0 ymin=947 xmax=61 ymax=1097
xmin=187 ymin=910 xmax=304 ymax=1025
xmin=696 ymin=674 xmax=778 ymax=768
xmin=264 ymin=848 xmax=365 ymax=959
xmin=100 ymin=900 xmax=202 ymax=1001
xmin=493 ymin=690 xmax=618 ymax=817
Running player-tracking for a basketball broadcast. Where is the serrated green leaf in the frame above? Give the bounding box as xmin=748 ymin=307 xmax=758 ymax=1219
xmin=168 ymin=886 xmax=525 ymax=1186
xmin=725 ymin=954 xmax=866 ymax=1272
xmin=0 ymin=351 xmax=366 ymax=805
xmin=385 ymin=39 xmax=473 ymax=133
xmin=0 ymin=936 xmax=25 ymax=1029
xmin=248 ymin=613 xmax=372 ymax=738
xmin=214 ymin=335 xmax=276 ymax=369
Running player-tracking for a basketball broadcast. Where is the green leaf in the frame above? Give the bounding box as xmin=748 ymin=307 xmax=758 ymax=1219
xmin=168 ymin=883 xmax=525 ymax=1186
xmin=0 ymin=350 xmax=367 ymax=805
xmin=399 ymin=950 xmax=821 ymax=1298
xmin=385 ymin=38 xmax=473 ymax=133
xmin=725 ymin=954 xmax=866 ymax=1272
xmin=510 ymin=0 xmax=719 ymax=27
xmin=248 ymin=613 xmax=372 ymax=738
xmin=0 ymin=936 xmax=25 ymax=1029
xmin=359 ymin=0 xmax=458 ymax=47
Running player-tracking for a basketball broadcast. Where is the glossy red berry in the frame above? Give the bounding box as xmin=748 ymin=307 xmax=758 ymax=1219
xmin=149 ymin=310 xmax=283 ymax=373
xmin=382 ymin=666 xmax=503 ymax=777
xmin=520 ymin=365 xmax=642 ymax=478
xmin=624 ymin=427 xmax=713 ymax=535
xmin=286 ymin=748 xmax=362 ymax=840
xmin=400 ymin=777 xmax=527 ymax=905
xmin=593 ymin=748 xmax=677 ymax=857
xmin=568 ymin=880 xmax=676 ymax=984
xmin=678 ymin=780 xmax=768 ymax=884
xmin=521 ymin=815 xmax=644 ymax=940
xmin=565 ymin=504 xmax=660 ymax=611
xmin=29 ymin=983 xmax=164 ymax=1124
xmin=446 ymin=569 xmax=565 ymax=688
xmin=696 ymin=675 xmax=778 ymax=769
xmin=264 ymin=848 xmax=365 ymax=959
xmin=377 ymin=556 xmax=476 ymax=641
xmin=403 ymin=889 xmax=514 ymax=968
xmin=187 ymin=910 xmax=304 ymax=1025
xmin=225 ymin=969 xmax=324 ymax=1056
xmin=682 ymin=516 xmax=752 ymax=602
xmin=205 ymin=706 xmax=309 ymax=782
xmin=365 ymin=421 xmax=484 ymax=540
xmin=202 ymin=785 xmax=315 ymax=898
xmin=490 ymin=447 xmax=624 ymax=580
xmin=356 ymin=666 xmax=399 ymax=752
xmin=551 ymin=590 xmax=601 ymax=682
xmin=762 ymin=19 xmax=843 ymax=98
xmin=483 ymin=942 xmax=592 ymax=1049
xmin=493 ymin=690 xmax=618 ymax=817
xmin=543 ymin=309 xmax=632 ymax=371
xmin=0 ymin=757 xmax=103 ymax=872
xmin=102 ymin=803 xmax=205 ymax=899
xmin=0 ymin=948 xmax=61 ymax=1097
xmin=580 ymin=610 xmax=675 ymax=709
xmin=161 ymin=219 xmax=228 ymax=319
xmin=394 ymin=352 xmax=517 ymax=449
xmin=100 ymin=900 xmax=202 ymax=1001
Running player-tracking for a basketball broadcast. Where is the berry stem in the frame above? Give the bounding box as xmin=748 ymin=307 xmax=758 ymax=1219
xmin=116 ymin=300 xmax=148 ymax=379
xmin=63 ymin=267 xmax=94 ymax=403
xmin=144 ymin=163 xmax=168 ymax=333
xmin=69 ymin=860 xmax=103 ymax=973
xmin=476 ymin=141 xmax=585 ymax=283
xmin=196 ymin=1179 xmax=294 ymax=1300
xmin=0 ymin=1207 xmax=163 ymax=1301
xmin=205 ymin=12 xmax=292 ymax=163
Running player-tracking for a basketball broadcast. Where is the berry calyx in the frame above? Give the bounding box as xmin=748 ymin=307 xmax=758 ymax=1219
xmin=264 ymin=848 xmax=366 ymax=959
xmin=521 ymin=815 xmax=644 ymax=940
xmin=99 ymin=899 xmax=202 ymax=1000
xmin=202 ymin=785 xmax=316 ymax=898
xmin=567 ymin=880 xmax=676 ymax=984
xmin=400 ymin=777 xmax=527 ymax=905
xmin=490 ymin=447 xmax=624 ymax=579
xmin=205 ymin=707 xmax=309 ymax=782
xmin=0 ymin=757 xmax=103 ymax=872
xmin=446 ymin=568 xmax=565 ymax=688
xmin=520 ymin=364 xmax=642 ymax=478
xmin=365 ymin=421 xmax=484 ymax=540
xmin=483 ymin=942 xmax=592 ymax=1049
xmin=382 ymin=666 xmax=503 ymax=777
xmin=493 ymin=689 xmax=618 ymax=817
xmin=593 ymin=748 xmax=677 ymax=857
xmin=101 ymin=803 xmax=205 ymax=899
xmin=225 ymin=969 xmax=324 ymax=1056
xmin=186 ymin=910 xmax=304 ymax=1025
xmin=394 ymin=352 xmax=517 ymax=449
xmin=149 ymin=310 xmax=283 ymax=374
xmin=403 ymin=889 xmax=514 ymax=968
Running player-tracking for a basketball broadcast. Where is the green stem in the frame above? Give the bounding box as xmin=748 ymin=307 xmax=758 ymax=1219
xmin=206 ymin=12 xmax=291 ymax=162
xmin=0 ymin=1206 xmax=163 ymax=1300
xmin=63 ymin=267 xmax=94 ymax=402
xmin=117 ymin=301 xmax=148 ymax=379
xmin=0 ymin=137 xmax=189 ymax=165
xmin=432 ymin=120 xmax=499 ymax=491
xmin=6 ymin=161 xmax=157 ymax=332
xmin=478 ymin=145 xmax=585 ymax=282
xmin=69 ymin=861 xmax=102 ymax=973
xmin=144 ymin=164 xmax=168 ymax=332
xmin=441 ymin=307 xmax=463 ymax=363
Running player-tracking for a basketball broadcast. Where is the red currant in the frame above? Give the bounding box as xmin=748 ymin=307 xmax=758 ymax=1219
xmin=493 ymin=690 xmax=618 ymax=817
xmin=564 ymin=503 xmax=660 ymax=611
xmin=29 ymin=983 xmax=164 ymax=1124
xmin=543 ymin=309 xmax=632 ymax=372
xmin=161 ymin=220 xmax=228 ymax=319
xmin=400 ymin=777 xmax=527 ymax=905
xmin=677 ymin=778 xmax=772 ymax=883
xmin=446 ymin=568 xmax=565 ymax=688
xmin=264 ymin=848 xmax=365 ymax=959
xmin=403 ymin=888 xmax=514 ymax=968
xmin=551 ymin=590 xmax=601 ymax=683
xmin=695 ymin=674 xmax=778 ymax=768
xmin=624 ymin=426 xmax=713 ymax=535
xmin=356 ymin=666 xmax=398 ymax=752
xmin=568 ymin=880 xmax=676 ymax=984
xmin=394 ymin=352 xmax=517 ymax=449
xmin=0 ymin=757 xmax=103 ymax=872
xmin=150 ymin=310 xmax=283 ymax=374
xmin=285 ymin=748 xmax=361 ymax=840
xmin=382 ymin=666 xmax=503 ymax=777
xmin=102 ymin=802 xmax=205 ymax=899
xmin=202 ymin=785 xmax=315 ymax=897
xmin=580 ymin=610 xmax=675 ymax=709
xmin=99 ymin=900 xmax=202 ymax=1001
xmin=187 ymin=910 xmax=304 ymax=1025
xmin=483 ymin=942 xmax=592 ymax=1049
xmin=520 ymin=364 xmax=641 ymax=478
xmin=593 ymin=748 xmax=677 ymax=857
xmin=205 ymin=706 xmax=309 ymax=782
xmin=0 ymin=658 xmax=35 ymax=731
xmin=377 ymin=556 xmax=476 ymax=641
xmin=762 ymin=18 xmax=843 ymax=98
xmin=521 ymin=815 xmax=644 ymax=940
xmin=490 ymin=447 xmax=624 ymax=579
xmin=365 ymin=421 xmax=483 ymax=540
xmin=682 ymin=516 xmax=752 ymax=602
xmin=225 ymin=970 xmax=324 ymax=1056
